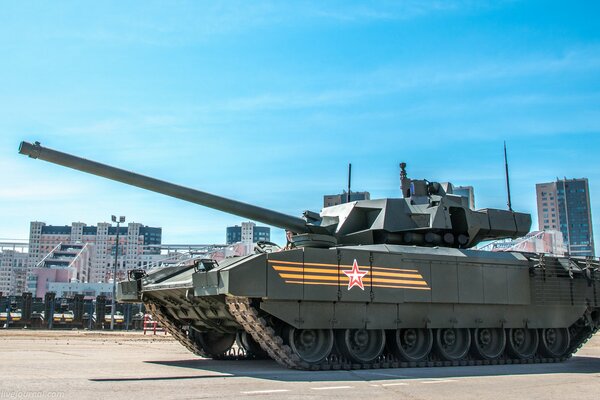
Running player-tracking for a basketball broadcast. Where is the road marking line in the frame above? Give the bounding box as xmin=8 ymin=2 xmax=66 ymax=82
xmin=382 ymin=382 xmax=409 ymax=386
xmin=311 ymin=386 xmax=354 ymax=390
xmin=241 ymin=389 xmax=291 ymax=394
xmin=420 ymin=379 xmax=456 ymax=384
xmin=364 ymin=372 xmax=410 ymax=378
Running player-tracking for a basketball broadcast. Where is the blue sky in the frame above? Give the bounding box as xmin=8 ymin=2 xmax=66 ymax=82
xmin=1 ymin=1 xmax=599 ymax=250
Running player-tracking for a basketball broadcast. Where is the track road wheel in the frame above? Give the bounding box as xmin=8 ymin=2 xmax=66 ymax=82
xmin=237 ymin=330 xmax=269 ymax=359
xmin=434 ymin=328 xmax=471 ymax=361
xmin=539 ymin=328 xmax=570 ymax=358
xmin=336 ymin=329 xmax=386 ymax=364
xmin=288 ymin=328 xmax=334 ymax=364
xmin=506 ymin=328 xmax=538 ymax=359
xmin=388 ymin=328 xmax=433 ymax=362
xmin=191 ymin=329 xmax=236 ymax=357
xmin=471 ymin=328 xmax=506 ymax=360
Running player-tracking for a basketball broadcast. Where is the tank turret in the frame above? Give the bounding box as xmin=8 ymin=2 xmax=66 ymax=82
xmin=314 ymin=163 xmax=531 ymax=247
xmin=18 ymin=141 xmax=530 ymax=248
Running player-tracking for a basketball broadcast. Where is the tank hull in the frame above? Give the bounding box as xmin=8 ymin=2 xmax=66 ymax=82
xmin=120 ymin=245 xmax=600 ymax=369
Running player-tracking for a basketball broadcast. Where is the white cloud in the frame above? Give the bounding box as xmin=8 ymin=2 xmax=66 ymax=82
xmin=177 ymin=45 xmax=600 ymax=115
xmin=36 ymin=1 xmax=491 ymax=46
xmin=307 ymin=0 xmax=480 ymax=22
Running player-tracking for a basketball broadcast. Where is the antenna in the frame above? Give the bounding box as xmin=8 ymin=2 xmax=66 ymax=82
xmin=400 ymin=162 xmax=409 ymax=198
xmin=504 ymin=141 xmax=513 ymax=211
xmin=346 ymin=163 xmax=352 ymax=203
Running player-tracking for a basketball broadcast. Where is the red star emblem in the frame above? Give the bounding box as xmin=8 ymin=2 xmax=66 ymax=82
xmin=343 ymin=259 xmax=369 ymax=290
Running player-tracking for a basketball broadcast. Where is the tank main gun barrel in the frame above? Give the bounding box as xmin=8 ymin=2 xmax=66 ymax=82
xmin=18 ymin=141 xmax=310 ymax=233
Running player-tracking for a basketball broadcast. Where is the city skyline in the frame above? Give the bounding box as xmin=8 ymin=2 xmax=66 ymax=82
xmin=1 ymin=2 xmax=599 ymax=252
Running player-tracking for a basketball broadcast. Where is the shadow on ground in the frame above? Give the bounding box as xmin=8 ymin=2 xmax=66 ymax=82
xmin=89 ymin=355 xmax=600 ymax=383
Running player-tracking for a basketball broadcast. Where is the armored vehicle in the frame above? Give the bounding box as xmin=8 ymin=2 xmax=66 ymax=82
xmin=19 ymin=141 xmax=600 ymax=370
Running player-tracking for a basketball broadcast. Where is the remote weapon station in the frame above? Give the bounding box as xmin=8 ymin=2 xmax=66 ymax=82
xmin=19 ymin=141 xmax=600 ymax=370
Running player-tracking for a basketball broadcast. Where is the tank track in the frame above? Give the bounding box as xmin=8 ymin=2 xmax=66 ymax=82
xmin=566 ymin=320 xmax=599 ymax=357
xmin=226 ymin=296 xmax=599 ymax=371
xmin=145 ymin=297 xmax=597 ymax=370
xmin=144 ymin=299 xmax=251 ymax=360
xmin=226 ymin=296 xmax=301 ymax=368
xmin=144 ymin=301 xmax=211 ymax=358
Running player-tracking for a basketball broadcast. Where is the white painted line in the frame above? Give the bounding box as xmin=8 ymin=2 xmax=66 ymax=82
xmin=241 ymin=389 xmax=291 ymax=394
xmin=420 ymin=379 xmax=456 ymax=384
xmin=382 ymin=382 xmax=409 ymax=387
xmin=311 ymin=386 xmax=354 ymax=390
xmin=364 ymin=372 xmax=410 ymax=378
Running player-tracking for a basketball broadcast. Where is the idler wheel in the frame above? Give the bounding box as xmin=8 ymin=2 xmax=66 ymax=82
xmin=434 ymin=328 xmax=471 ymax=361
xmin=539 ymin=328 xmax=570 ymax=358
xmin=288 ymin=328 xmax=334 ymax=364
xmin=471 ymin=328 xmax=506 ymax=360
xmin=336 ymin=329 xmax=386 ymax=364
xmin=237 ymin=330 xmax=268 ymax=359
xmin=388 ymin=328 xmax=433 ymax=362
xmin=506 ymin=328 xmax=538 ymax=359
xmin=192 ymin=330 xmax=236 ymax=357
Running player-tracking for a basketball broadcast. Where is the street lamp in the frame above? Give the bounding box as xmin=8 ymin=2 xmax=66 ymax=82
xmin=110 ymin=215 xmax=125 ymax=330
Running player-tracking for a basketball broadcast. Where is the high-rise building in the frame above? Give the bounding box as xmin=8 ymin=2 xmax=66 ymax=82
xmin=28 ymin=221 xmax=163 ymax=284
xmin=0 ymin=250 xmax=28 ymax=296
xmin=536 ymin=178 xmax=594 ymax=257
xmin=323 ymin=191 xmax=370 ymax=207
xmin=453 ymin=186 xmax=475 ymax=209
xmin=226 ymin=222 xmax=270 ymax=245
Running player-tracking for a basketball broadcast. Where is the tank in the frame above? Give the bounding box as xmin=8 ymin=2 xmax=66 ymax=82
xmin=19 ymin=140 xmax=600 ymax=369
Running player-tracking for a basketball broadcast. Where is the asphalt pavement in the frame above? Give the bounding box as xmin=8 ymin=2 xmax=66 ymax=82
xmin=0 ymin=330 xmax=598 ymax=399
